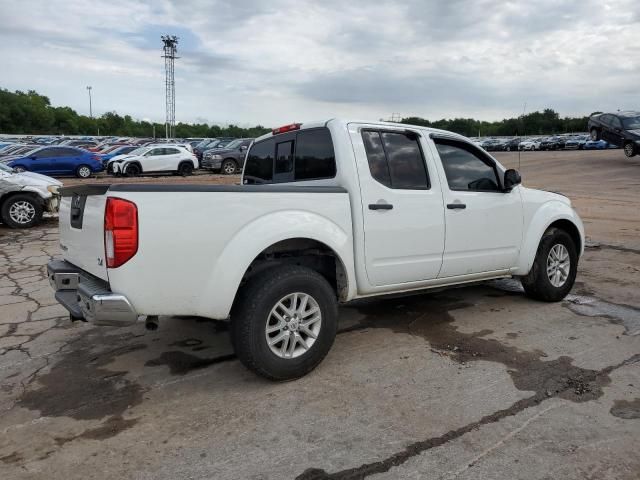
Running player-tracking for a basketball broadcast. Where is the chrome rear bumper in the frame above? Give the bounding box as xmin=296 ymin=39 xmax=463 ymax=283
xmin=47 ymin=259 xmax=138 ymax=326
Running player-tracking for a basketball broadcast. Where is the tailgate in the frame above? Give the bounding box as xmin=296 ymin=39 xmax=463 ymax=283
xmin=58 ymin=185 xmax=110 ymax=280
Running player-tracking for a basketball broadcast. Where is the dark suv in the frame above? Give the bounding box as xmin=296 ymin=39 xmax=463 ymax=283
xmin=588 ymin=111 xmax=640 ymax=157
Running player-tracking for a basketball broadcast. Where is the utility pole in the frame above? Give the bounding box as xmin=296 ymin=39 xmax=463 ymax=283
xmin=161 ymin=35 xmax=179 ymax=139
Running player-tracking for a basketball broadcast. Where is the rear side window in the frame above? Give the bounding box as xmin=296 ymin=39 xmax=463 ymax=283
xmin=244 ymin=127 xmax=336 ymax=184
xmin=294 ymin=128 xmax=336 ymax=180
xmin=362 ymin=130 xmax=429 ymax=189
xmin=164 ymin=148 xmax=180 ymax=155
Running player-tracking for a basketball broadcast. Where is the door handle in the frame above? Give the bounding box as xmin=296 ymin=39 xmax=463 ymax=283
xmin=447 ymin=203 xmax=466 ymax=210
xmin=369 ymin=203 xmax=393 ymax=210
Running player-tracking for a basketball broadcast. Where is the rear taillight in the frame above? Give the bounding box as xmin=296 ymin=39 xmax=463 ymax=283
xmin=272 ymin=123 xmax=301 ymax=135
xmin=104 ymin=197 xmax=138 ymax=268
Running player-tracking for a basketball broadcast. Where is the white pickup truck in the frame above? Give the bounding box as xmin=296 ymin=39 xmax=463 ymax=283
xmin=48 ymin=119 xmax=584 ymax=380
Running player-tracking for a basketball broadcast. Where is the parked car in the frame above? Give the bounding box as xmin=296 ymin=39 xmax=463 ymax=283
xmin=48 ymin=119 xmax=584 ymax=381
xmin=584 ymin=139 xmax=609 ymax=150
xmin=0 ymin=163 xmax=61 ymax=228
xmin=503 ymin=138 xmax=522 ymax=152
xmin=201 ymin=138 xmax=253 ymax=174
xmin=99 ymin=145 xmax=138 ymax=163
xmin=564 ymin=136 xmax=589 ymax=150
xmin=539 ymin=137 xmax=561 ymax=151
xmin=588 ymin=111 xmax=640 ymax=157
xmin=480 ymin=139 xmax=504 ymax=151
xmin=108 ymin=145 xmax=197 ymax=176
xmin=5 ymin=146 xmax=103 ymax=178
xmin=519 ymin=138 xmax=541 ymax=151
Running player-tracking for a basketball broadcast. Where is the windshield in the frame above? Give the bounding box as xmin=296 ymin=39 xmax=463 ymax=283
xmin=622 ymin=116 xmax=640 ymax=130
xmin=224 ymin=140 xmax=242 ymax=149
xmin=125 ymin=147 xmax=147 ymax=156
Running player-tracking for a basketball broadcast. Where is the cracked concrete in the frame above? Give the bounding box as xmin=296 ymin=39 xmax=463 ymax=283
xmin=1 ymin=150 xmax=640 ymax=479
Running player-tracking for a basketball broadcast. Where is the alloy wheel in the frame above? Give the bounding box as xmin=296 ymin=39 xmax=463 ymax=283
xmin=546 ymin=244 xmax=570 ymax=287
xmin=265 ymin=292 xmax=322 ymax=359
xmin=9 ymin=200 xmax=36 ymax=224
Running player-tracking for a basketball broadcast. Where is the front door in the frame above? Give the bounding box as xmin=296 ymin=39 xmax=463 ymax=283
xmin=430 ymin=137 xmax=523 ymax=278
xmin=349 ymin=124 xmax=445 ymax=287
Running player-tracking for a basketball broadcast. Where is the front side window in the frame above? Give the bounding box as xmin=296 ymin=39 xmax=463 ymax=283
xmin=434 ymin=140 xmax=501 ymax=192
xmin=362 ymin=130 xmax=429 ymax=189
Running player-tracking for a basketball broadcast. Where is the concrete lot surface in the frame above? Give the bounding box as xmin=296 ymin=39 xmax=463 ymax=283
xmin=1 ymin=149 xmax=639 ymax=479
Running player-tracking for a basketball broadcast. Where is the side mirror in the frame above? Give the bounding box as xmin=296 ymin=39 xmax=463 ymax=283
xmin=240 ymin=145 xmax=247 ymax=151
xmin=504 ymin=169 xmax=521 ymax=191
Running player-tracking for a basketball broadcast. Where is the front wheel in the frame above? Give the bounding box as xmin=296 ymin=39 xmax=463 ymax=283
xmin=1 ymin=194 xmax=43 ymax=228
xmin=520 ymin=227 xmax=578 ymax=302
xmin=125 ymin=163 xmax=141 ymax=176
xmin=624 ymin=142 xmax=636 ymax=158
xmin=231 ymin=265 xmax=338 ymax=381
xmin=221 ymin=159 xmax=237 ymax=175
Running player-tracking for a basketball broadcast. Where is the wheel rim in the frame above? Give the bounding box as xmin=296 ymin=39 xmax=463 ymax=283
xmin=546 ymin=244 xmax=570 ymax=288
xmin=624 ymin=144 xmax=634 ymax=156
xmin=9 ymin=200 xmax=36 ymax=224
xmin=14 ymin=167 xmax=25 ymax=172
xmin=590 ymin=130 xmax=597 ymax=140
xmin=79 ymin=166 xmax=91 ymax=177
xmin=127 ymin=165 xmax=139 ymax=175
xmin=223 ymin=162 xmax=235 ymax=174
xmin=265 ymin=292 xmax=322 ymax=359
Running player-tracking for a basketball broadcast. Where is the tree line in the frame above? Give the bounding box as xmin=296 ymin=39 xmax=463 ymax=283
xmin=0 ymin=88 xmax=270 ymax=138
xmin=401 ymin=108 xmax=596 ymax=138
xmin=1 ymin=87 xmax=595 ymax=138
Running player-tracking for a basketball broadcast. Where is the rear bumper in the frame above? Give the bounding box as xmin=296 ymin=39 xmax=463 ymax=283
xmin=47 ymin=259 xmax=138 ymax=326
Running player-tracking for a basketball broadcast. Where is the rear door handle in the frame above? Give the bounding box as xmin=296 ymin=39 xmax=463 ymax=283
xmin=369 ymin=203 xmax=393 ymax=210
xmin=447 ymin=203 xmax=466 ymax=210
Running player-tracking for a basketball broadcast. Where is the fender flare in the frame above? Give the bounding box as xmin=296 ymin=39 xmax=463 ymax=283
xmin=196 ymin=210 xmax=356 ymax=319
xmin=513 ymin=201 xmax=584 ymax=275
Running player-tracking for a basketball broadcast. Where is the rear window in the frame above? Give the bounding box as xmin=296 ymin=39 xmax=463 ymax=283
xmin=244 ymin=127 xmax=336 ymax=184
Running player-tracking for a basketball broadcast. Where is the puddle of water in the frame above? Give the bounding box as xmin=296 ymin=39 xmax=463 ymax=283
xmin=565 ymin=294 xmax=640 ymax=336
xmin=610 ymin=398 xmax=640 ymax=419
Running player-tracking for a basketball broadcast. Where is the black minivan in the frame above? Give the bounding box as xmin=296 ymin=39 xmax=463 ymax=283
xmin=588 ymin=111 xmax=640 ymax=157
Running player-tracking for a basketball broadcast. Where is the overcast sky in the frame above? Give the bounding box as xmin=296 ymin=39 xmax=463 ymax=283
xmin=1 ymin=0 xmax=638 ymax=126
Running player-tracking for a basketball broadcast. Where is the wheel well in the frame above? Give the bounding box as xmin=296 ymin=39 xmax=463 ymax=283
xmin=178 ymin=160 xmax=193 ymax=168
xmin=240 ymin=238 xmax=348 ymax=301
xmin=126 ymin=161 xmax=142 ymax=170
xmin=548 ymin=220 xmax=581 ymax=255
xmin=223 ymin=158 xmax=238 ymax=164
xmin=0 ymin=191 xmax=43 ymax=209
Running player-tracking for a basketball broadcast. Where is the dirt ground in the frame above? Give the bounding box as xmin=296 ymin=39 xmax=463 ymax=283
xmin=0 ymin=149 xmax=639 ymax=479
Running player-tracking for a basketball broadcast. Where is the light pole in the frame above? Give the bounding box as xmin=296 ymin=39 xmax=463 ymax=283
xmin=86 ymin=86 xmax=93 ymax=119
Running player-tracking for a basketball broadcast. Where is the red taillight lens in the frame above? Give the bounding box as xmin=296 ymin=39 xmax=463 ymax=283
xmin=272 ymin=123 xmax=301 ymax=135
xmin=104 ymin=197 xmax=138 ymax=268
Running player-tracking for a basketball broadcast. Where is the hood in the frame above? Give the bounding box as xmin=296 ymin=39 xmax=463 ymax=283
xmin=521 ymin=186 xmax=571 ymax=207
xmin=6 ymin=170 xmax=62 ymax=187
xmin=109 ymin=153 xmax=138 ymax=163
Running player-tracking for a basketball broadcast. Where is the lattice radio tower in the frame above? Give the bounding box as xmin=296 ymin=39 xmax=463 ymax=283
xmin=161 ymin=35 xmax=179 ymax=139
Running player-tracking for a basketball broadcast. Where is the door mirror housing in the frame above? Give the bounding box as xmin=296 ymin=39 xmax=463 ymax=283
xmin=504 ymin=169 xmax=521 ymax=191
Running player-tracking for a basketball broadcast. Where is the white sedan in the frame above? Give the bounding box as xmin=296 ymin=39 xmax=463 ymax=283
xmin=519 ymin=139 xmax=541 ymax=151
xmin=107 ymin=146 xmax=197 ymax=176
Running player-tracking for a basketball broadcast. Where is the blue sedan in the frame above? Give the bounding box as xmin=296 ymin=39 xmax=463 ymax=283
xmin=6 ymin=146 xmax=104 ymax=178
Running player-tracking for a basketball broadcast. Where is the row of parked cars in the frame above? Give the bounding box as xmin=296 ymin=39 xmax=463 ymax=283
xmin=0 ymin=136 xmax=257 ymax=178
xmin=476 ymin=111 xmax=640 ymax=157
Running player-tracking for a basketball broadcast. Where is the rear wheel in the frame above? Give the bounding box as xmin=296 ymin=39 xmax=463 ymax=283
xmin=520 ymin=227 xmax=578 ymax=302
xmin=75 ymin=165 xmax=92 ymax=178
xmin=231 ymin=265 xmax=338 ymax=381
xmin=590 ymin=128 xmax=600 ymax=141
xmin=178 ymin=162 xmax=194 ymax=176
xmin=624 ymin=142 xmax=636 ymax=158
xmin=1 ymin=194 xmax=43 ymax=229
xmin=13 ymin=166 xmax=26 ymax=173
xmin=221 ymin=159 xmax=237 ymax=175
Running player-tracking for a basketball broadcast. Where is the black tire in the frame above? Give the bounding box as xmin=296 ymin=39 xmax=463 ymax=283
xmin=520 ymin=227 xmax=578 ymax=302
xmin=590 ymin=128 xmax=600 ymax=141
xmin=231 ymin=265 xmax=338 ymax=381
xmin=1 ymin=194 xmax=44 ymax=229
xmin=624 ymin=142 xmax=636 ymax=158
xmin=221 ymin=159 xmax=237 ymax=175
xmin=13 ymin=166 xmax=27 ymax=173
xmin=75 ymin=164 xmax=92 ymax=178
xmin=178 ymin=162 xmax=194 ymax=176
xmin=125 ymin=163 xmax=141 ymax=177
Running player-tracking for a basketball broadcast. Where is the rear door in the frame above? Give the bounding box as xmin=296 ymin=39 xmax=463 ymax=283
xmin=431 ymin=137 xmax=523 ymax=277
xmin=349 ymin=125 xmax=445 ymax=286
